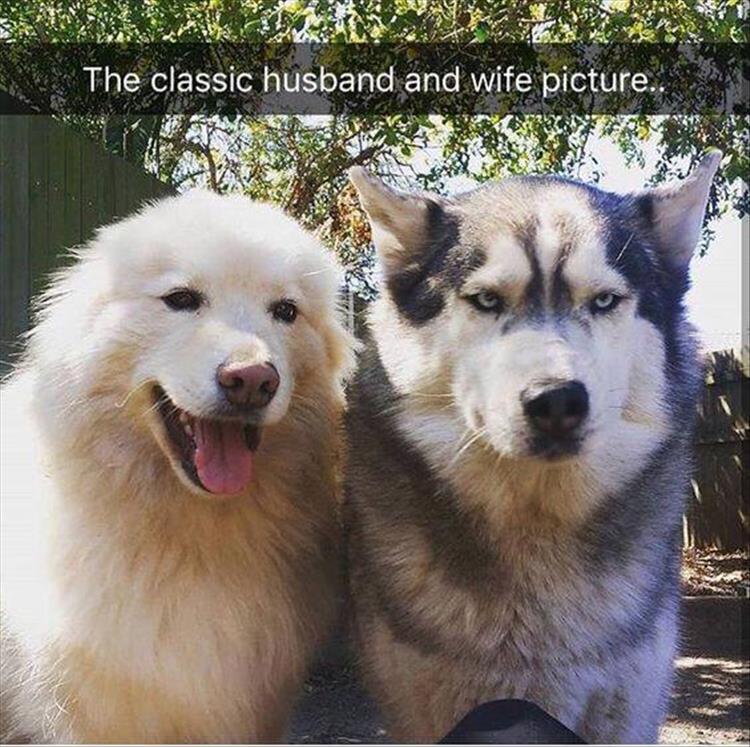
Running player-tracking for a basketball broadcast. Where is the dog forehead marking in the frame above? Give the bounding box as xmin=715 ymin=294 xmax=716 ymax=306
xmin=533 ymin=187 xmax=605 ymax=299
xmin=461 ymin=182 xmax=615 ymax=311
xmin=470 ymin=232 xmax=533 ymax=289
xmin=535 ymin=210 xmax=568 ymax=277
xmin=563 ymin=240 xmax=632 ymax=298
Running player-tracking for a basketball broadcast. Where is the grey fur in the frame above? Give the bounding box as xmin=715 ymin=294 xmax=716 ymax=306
xmin=345 ymin=158 xmax=719 ymax=743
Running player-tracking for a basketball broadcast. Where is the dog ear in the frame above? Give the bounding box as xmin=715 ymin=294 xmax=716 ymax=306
xmin=637 ymin=150 xmax=721 ymax=270
xmin=348 ymin=167 xmax=441 ymax=274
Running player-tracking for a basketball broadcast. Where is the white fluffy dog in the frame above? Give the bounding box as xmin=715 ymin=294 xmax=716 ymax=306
xmin=0 ymin=191 xmax=354 ymax=743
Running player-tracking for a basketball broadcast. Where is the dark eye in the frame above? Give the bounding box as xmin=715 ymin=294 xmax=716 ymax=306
xmin=270 ymin=299 xmax=298 ymax=323
xmin=589 ymin=292 xmax=622 ymax=314
xmin=467 ymin=290 xmax=504 ymax=315
xmin=162 ymin=288 xmax=203 ymax=311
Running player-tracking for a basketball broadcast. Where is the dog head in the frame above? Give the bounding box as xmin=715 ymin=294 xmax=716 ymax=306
xmin=35 ymin=190 xmax=353 ymax=497
xmin=351 ymin=153 xmax=719 ymax=469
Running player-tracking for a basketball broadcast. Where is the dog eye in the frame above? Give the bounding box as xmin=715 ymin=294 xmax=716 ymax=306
xmin=162 ymin=288 xmax=203 ymax=311
xmin=467 ymin=290 xmax=504 ymax=314
xmin=589 ymin=292 xmax=622 ymax=314
xmin=270 ymin=299 xmax=298 ymax=323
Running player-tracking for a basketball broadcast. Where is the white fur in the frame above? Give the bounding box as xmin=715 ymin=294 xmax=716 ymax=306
xmin=1 ymin=191 xmax=355 ymax=743
xmin=370 ymin=192 xmax=670 ymax=523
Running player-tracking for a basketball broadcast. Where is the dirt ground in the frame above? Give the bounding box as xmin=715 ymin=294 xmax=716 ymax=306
xmin=660 ymin=654 xmax=749 ymax=745
xmin=681 ymin=549 xmax=750 ymax=597
xmin=660 ymin=595 xmax=749 ymax=745
xmin=290 ymin=584 xmax=749 ymax=744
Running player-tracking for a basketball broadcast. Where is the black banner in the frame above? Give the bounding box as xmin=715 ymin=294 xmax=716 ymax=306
xmin=0 ymin=43 xmax=746 ymax=115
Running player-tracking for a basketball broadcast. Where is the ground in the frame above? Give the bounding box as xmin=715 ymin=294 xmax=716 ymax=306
xmin=661 ymin=654 xmax=748 ymax=745
xmin=681 ymin=549 xmax=750 ymax=597
xmin=290 ymin=551 xmax=749 ymax=745
xmin=660 ymin=595 xmax=749 ymax=745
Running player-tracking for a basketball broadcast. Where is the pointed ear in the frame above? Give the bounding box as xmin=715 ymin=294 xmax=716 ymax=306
xmin=348 ymin=167 xmax=439 ymax=274
xmin=637 ymin=150 xmax=721 ymax=270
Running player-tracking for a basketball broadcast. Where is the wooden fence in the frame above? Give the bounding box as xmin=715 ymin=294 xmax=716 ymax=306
xmin=1 ymin=116 xmax=747 ymax=550
xmin=0 ymin=115 xmax=173 ymax=369
xmin=684 ymin=349 xmax=749 ymax=551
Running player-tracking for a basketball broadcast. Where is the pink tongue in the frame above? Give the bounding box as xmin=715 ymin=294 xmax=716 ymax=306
xmin=193 ymin=420 xmax=254 ymax=495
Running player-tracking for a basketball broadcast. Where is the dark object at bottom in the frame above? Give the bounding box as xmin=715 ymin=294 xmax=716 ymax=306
xmin=440 ymin=699 xmax=586 ymax=744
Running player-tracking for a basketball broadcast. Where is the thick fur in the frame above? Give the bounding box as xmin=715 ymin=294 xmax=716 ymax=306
xmin=345 ymin=155 xmax=720 ymax=743
xmin=0 ymin=191 xmax=355 ymax=743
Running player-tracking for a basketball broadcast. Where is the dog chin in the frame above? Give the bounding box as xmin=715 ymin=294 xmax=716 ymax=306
xmin=483 ymin=429 xmax=586 ymax=466
xmin=526 ymin=436 xmax=584 ymax=463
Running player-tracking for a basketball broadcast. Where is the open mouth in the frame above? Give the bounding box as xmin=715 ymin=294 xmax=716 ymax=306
xmin=153 ymin=385 xmax=261 ymax=495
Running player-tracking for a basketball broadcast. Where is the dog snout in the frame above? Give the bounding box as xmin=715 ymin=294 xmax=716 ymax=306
xmin=522 ymin=380 xmax=589 ymax=437
xmin=217 ymin=362 xmax=279 ymax=409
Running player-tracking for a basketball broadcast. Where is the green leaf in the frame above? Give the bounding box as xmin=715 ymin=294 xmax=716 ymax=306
xmin=474 ymin=22 xmax=489 ymax=43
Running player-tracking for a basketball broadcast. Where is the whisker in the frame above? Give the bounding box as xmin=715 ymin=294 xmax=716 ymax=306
xmin=615 ymin=233 xmax=634 ymax=263
xmin=140 ymin=393 xmax=170 ymax=418
xmin=449 ymin=427 xmax=488 ymax=468
xmin=115 ymin=380 xmax=151 ymax=409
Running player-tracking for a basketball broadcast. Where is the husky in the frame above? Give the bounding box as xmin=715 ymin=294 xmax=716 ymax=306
xmin=0 ymin=191 xmax=354 ymax=743
xmin=344 ymin=153 xmax=721 ymax=743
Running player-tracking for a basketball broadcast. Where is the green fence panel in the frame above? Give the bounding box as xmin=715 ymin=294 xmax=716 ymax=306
xmin=1 ymin=117 xmax=30 ymax=367
xmin=63 ymin=123 xmax=82 ymax=252
xmin=0 ymin=115 xmax=174 ymax=370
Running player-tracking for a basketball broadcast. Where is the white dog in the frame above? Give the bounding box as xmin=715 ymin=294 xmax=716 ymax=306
xmin=0 ymin=191 xmax=354 ymax=743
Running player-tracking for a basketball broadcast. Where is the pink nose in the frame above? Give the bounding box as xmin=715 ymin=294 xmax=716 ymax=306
xmin=217 ymin=362 xmax=279 ymax=409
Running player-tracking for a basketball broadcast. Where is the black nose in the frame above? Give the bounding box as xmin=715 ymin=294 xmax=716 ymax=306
xmin=522 ymin=381 xmax=589 ymax=437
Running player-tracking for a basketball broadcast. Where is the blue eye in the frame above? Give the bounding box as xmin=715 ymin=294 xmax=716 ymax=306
xmin=589 ymin=292 xmax=622 ymax=314
xmin=467 ymin=290 xmax=504 ymax=314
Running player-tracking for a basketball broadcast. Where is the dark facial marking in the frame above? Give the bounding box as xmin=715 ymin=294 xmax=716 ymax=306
xmin=517 ymin=219 xmax=545 ymax=313
xmin=549 ymin=209 xmax=589 ymax=312
xmin=550 ymin=240 xmax=577 ymax=312
xmin=582 ymin=185 xmax=699 ymax=389
xmin=386 ymin=200 xmax=486 ymax=326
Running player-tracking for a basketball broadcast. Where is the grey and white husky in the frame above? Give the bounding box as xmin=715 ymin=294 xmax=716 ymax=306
xmin=344 ymin=153 xmax=721 ymax=744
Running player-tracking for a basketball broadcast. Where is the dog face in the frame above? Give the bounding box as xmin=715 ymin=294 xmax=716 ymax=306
xmin=351 ymin=154 xmax=719 ymax=468
xmin=46 ymin=190 xmax=352 ymax=496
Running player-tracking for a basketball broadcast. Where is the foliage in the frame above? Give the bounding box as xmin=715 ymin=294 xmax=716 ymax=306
xmin=3 ymin=0 xmax=747 ymax=44
xmin=2 ymin=1 xmax=747 ymax=293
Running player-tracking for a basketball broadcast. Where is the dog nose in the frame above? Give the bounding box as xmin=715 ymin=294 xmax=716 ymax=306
xmin=217 ymin=362 xmax=279 ymax=409
xmin=522 ymin=381 xmax=589 ymax=436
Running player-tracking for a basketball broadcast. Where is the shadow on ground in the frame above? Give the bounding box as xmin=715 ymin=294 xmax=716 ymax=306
xmin=661 ymin=655 xmax=749 ymax=743
xmin=660 ymin=597 xmax=749 ymax=744
xmin=289 ymin=658 xmax=386 ymax=744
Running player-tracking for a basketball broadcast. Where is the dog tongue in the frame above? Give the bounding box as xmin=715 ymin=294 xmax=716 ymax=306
xmin=193 ymin=419 xmax=254 ymax=495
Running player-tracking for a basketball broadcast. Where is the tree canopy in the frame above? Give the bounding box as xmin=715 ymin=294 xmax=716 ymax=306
xmin=2 ymin=1 xmax=747 ymax=294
